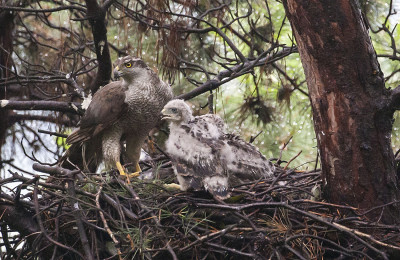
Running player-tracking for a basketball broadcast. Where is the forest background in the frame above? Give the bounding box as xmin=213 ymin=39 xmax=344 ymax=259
xmin=1 ymin=0 xmax=399 ymax=176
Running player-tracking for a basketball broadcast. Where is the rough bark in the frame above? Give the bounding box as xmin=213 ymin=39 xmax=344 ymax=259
xmin=0 ymin=8 xmax=14 ymax=164
xmin=85 ymin=0 xmax=112 ymax=93
xmin=282 ymin=0 xmax=400 ymax=223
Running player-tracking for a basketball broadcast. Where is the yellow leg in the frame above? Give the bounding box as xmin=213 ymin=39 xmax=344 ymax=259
xmin=135 ymin=163 xmax=141 ymax=173
xmin=116 ymin=161 xmax=130 ymax=183
xmin=116 ymin=161 xmax=127 ymax=176
xmin=115 ymin=161 xmax=141 ymax=181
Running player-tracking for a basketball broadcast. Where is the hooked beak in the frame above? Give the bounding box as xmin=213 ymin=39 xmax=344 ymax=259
xmin=113 ymin=66 xmax=122 ymax=80
xmin=161 ymin=108 xmax=172 ymax=120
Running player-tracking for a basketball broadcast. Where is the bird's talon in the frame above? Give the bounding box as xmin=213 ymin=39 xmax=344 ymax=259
xmin=127 ymin=171 xmax=141 ymax=178
xmin=116 ymin=162 xmax=141 ymax=183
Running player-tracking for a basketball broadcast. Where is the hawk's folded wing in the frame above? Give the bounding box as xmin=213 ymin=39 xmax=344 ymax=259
xmin=66 ymin=82 xmax=128 ymax=144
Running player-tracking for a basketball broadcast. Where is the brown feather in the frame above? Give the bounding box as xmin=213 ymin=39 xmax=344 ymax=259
xmin=60 ymin=139 xmax=102 ymax=172
xmin=66 ymin=82 xmax=127 ymax=145
xmin=66 ymin=128 xmax=93 ymax=144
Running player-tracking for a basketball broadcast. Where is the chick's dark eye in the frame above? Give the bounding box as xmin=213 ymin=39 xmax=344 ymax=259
xmin=125 ymin=63 xmax=132 ymax=68
xmin=171 ymin=108 xmax=178 ymax=113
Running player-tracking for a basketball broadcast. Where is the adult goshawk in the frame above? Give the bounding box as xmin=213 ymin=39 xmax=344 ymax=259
xmin=161 ymin=99 xmax=274 ymax=199
xmin=63 ymin=56 xmax=173 ymax=177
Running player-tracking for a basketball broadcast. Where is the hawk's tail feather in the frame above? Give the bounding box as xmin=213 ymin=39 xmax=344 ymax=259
xmin=58 ymin=143 xmax=82 ymax=169
xmin=66 ymin=128 xmax=92 ymax=144
xmin=58 ymin=140 xmax=101 ymax=173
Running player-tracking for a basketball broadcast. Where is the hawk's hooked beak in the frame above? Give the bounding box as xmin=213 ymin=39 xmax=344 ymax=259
xmin=113 ymin=66 xmax=122 ymax=80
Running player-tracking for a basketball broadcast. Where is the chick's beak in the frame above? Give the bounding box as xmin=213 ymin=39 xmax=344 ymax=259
xmin=161 ymin=108 xmax=166 ymax=114
xmin=161 ymin=108 xmax=168 ymax=120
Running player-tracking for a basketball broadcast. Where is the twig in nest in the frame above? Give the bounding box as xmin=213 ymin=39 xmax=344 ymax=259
xmin=96 ymin=186 xmax=123 ymax=260
xmin=65 ymin=176 xmax=94 ymax=260
xmin=332 ymin=222 xmax=400 ymax=251
xmin=33 ymin=186 xmax=85 ymax=259
xmin=283 ymin=150 xmax=302 ymax=170
xmin=180 ymin=224 xmax=239 ymax=252
xmin=116 ymin=179 xmax=178 ymax=260
xmin=277 ymin=136 xmax=292 ymax=164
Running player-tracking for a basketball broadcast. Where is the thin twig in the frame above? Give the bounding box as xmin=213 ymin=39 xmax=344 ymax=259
xmin=95 ymin=186 xmax=122 ymax=260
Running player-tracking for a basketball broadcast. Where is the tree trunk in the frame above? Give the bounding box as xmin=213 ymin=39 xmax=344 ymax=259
xmin=85 ymin=0 xmax=112 ymax=94
xmin=0 ymin=9 xmax=14 ymax=164
xmin=282 ymin=0 xmax=400 ymax=223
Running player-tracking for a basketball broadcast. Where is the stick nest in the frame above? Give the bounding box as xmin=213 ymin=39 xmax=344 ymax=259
xmin=1 ymin=159 xmax=400 ymax=260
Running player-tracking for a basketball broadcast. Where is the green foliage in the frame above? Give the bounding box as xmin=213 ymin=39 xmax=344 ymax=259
xmin=56 ymin=136 xmax=70 ymax=150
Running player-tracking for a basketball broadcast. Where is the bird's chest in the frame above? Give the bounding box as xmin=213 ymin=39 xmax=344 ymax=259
xmin=121 ymin=88 xmax=164 ymax=128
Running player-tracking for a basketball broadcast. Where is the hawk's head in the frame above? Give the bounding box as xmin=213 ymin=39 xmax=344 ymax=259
xmin=161 ymin=99 xmax=193 ymax=124
xmin=113 ymin=56 xmax=149 ymax=81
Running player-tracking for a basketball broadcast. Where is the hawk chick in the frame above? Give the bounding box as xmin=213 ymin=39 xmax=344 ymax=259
xmin=63 ymin=56 xmax=173 ymax=178
xmin=162 ymin=99 xmax=274 ymax=199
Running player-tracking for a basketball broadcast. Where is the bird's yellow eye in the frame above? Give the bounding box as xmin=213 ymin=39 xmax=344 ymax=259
xmin=125 ymin=63 xmax=132 ymax=68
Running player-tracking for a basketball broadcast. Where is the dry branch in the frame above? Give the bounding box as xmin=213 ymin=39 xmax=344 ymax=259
xmin=0 ymin=100 xmax=83 ymax=114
